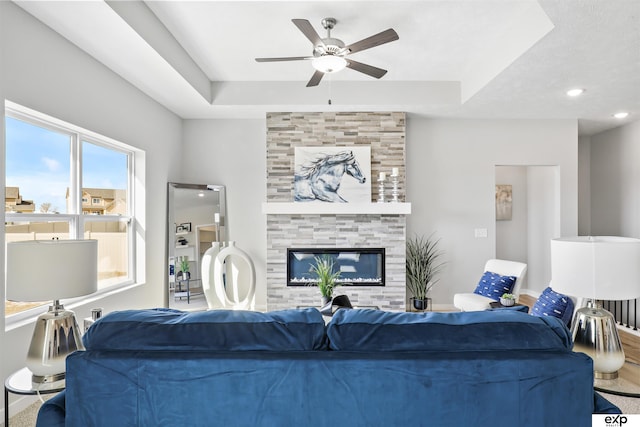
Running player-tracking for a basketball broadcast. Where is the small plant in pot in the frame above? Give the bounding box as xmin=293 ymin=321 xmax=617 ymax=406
xmin=499 ymin=293 xmax=515 ymax=307
xmin=179 ymin=257 xmax=190 ymax=280
xmin=406 ymin=234 xmax=445 ymax=311
xmin=310 ymin=255 xmax=341 ymax=305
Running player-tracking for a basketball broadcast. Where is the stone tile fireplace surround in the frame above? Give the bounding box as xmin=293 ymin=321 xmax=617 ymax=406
xmin=265 ymin=112 xmax=408 ymax=311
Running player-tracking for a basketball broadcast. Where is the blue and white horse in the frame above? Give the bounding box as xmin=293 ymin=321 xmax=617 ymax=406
xmin=294 ymin=150 xmax=366 ymax=203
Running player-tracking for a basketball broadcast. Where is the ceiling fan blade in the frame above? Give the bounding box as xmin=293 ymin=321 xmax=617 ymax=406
xmin=306 ymin=70 xmax=324 ymax=87
xmin=255 ymin=56 xmax=313 ymax=62
xmin=343 ymin=29 xmax=399 ymax=55
xmin=292 ymin=19 xmax=326 ymax=48
xmin=346 ymin=59 xmax=388 ymax=79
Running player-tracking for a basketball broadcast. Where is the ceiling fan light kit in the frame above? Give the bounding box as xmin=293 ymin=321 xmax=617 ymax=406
xmin=312 ymin=55 xmax=347 ymax=73
xmin=255 ymin=17 xmax=399 ymax=87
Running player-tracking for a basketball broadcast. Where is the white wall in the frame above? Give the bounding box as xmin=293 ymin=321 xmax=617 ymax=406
xmin=0 ymin=1 xmax=7 ymax=401
xmin=406 ymin=118 xmax=578 ymax=305
xmin=590 ymin=120 xmax=640 ymax=237
xmin=495 ymin=166 xmax=528 ymax=265
xmin=181 ymin=119 xmax=267 ymax=309
xmin=578 ymin=136 xmax=592 ymax=235
xmin=0 ymin=1 xmax=182 ymax=406
xmin=494 ymin=165 xmax=560 ymax=296
xmin=526 ymin=166 xmax=560 ymax=293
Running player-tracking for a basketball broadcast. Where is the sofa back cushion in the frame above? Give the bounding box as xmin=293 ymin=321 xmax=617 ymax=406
xmin=327 ymin=309 xmax=571 ymax=351
xmin=83 ymin=308 xmax=327 ymax=351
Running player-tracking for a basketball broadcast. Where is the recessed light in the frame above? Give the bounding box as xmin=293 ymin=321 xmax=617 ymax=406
xmin=566 ymin=88 xmax=585 ymax=97
xmin=613 ymin=112 xmax=629 ymax=119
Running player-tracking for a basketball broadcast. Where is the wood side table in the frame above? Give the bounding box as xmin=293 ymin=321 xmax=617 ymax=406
xmin=4 ymin=367 xmax=65 ymax=426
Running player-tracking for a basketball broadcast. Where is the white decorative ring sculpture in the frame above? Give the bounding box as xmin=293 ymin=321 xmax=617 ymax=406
xmin=201 ymin=242 xmax=221 ymax=309
xmin=213 ymin=241 xmax=256 ymax=310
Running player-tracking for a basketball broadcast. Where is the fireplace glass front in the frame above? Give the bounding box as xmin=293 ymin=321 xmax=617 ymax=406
xmin=287 ymin=248 xmax=385 ymax=287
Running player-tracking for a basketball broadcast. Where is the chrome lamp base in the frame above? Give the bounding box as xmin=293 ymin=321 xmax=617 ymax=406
xmin=571 ymin=301 xmax=625 ymax=380
xmin=26 ymin=300 xmax=84 ymax=384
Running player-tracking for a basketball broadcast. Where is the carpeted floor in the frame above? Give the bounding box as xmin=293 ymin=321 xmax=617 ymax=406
xmin=600 ymin=392 xmax=640 ymax=414
xmin=3 ymin=395 xmax=50 ymax=427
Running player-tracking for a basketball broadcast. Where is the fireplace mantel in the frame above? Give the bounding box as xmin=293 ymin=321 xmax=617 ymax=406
xmin=262 ymin=202 xmax=411 ymax=215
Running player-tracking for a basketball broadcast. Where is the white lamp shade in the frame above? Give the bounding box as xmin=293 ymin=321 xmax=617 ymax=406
xmin=551 ymin=236 xmax=640 ymax=301
xmin=6 ymin=240 xmax=98 ymax=301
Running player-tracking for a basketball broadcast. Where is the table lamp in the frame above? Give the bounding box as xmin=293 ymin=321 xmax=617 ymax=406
xmin=6 ymin=239 xmax=98 ymax=384
xmin=550 ymin=236 xmax=640 ymax=379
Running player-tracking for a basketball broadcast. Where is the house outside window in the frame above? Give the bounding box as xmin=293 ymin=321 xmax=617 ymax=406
xmin=4 ymin=102 xmax=138 ymax=318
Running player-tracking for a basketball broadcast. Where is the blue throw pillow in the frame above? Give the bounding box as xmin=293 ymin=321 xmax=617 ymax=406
xmin=531 ymin=286 xmax=575 ymax=326
xmin=473 ymin=271 xmax=517 ymax=300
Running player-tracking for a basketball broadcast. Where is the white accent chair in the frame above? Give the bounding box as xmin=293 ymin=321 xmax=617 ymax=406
xmin=453 ymin=259 xmax=528 ymax=312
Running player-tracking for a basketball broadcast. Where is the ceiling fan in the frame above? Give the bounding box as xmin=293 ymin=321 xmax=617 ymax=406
xmin=255 ymin=18 xmax=399 ymax=87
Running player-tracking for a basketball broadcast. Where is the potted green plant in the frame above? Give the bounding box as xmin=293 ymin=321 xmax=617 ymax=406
xmin=179 ymin=257 xmax=190 ymax=280
xmin=499 ymin=293 xmax=515 ymax=307
xmin=406 ymin=234 xmax=445 ymax=311
xmin=310 ymin=255 xmax=341 ymax=305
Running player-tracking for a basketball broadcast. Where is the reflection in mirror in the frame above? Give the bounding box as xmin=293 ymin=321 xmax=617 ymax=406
xmin=167 ymin=183 xmax=226 ymax=310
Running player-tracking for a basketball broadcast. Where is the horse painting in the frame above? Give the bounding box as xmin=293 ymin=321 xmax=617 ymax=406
xmin=294 ymin=150 xmax=367 ymax=202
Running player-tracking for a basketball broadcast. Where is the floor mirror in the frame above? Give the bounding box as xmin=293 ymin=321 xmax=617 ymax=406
xmin=166 ymin=183 xmax=226 ymax=310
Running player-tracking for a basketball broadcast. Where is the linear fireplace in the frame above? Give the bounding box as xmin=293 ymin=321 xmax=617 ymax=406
xmin=287 ymin=248 xmax=385 ymax=287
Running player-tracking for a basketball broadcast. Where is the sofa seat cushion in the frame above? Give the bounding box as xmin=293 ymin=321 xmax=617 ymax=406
xmin=327 ymin=309 xmax=572 ymax=352
xmin=83 ymin=308 xmax=327 ymax=351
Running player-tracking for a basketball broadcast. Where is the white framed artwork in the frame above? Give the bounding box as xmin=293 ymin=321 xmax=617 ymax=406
xmin=294 ymin=146 xmax=371 ymax=203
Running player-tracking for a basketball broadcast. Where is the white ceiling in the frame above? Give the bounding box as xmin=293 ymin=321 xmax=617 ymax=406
xmin=14 ymin=0 xmax=640 ymax=136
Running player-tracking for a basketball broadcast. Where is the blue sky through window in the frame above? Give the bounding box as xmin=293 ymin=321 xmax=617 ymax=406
xmin=82 ymin=141 xmax=128 ymax=191
xmin=6 ymin=116 xmax=127 ymax=213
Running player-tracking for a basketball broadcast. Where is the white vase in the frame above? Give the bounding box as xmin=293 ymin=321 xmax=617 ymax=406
xmin=213 ymin=241 xmax=256 ymax=310
xmin=201 ymin=242 xmax=221 ymax=309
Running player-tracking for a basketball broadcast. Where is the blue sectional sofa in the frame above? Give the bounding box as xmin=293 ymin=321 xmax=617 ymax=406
xmin=36 ymin=307 xmax=619 ymax=426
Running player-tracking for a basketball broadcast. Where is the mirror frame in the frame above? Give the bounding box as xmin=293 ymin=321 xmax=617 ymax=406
xmin=165 ymin=182 xmax=226 ymax=308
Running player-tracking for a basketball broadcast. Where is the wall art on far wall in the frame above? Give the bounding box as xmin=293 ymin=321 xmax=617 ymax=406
xmin=293 ymin=146 xmax=371 ymax=203
xmin=496 ymin=184 xmax=513 ymax=221
xmin=176 ymin=222 xmax=192 ymax=233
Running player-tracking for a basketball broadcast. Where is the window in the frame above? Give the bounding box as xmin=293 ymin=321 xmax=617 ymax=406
xmin=5 ymin=102 xmax=137 ymax=318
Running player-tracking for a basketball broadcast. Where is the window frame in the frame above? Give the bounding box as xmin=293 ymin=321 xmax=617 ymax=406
xmin=4 ymin=101 xmax=138 ymax=323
